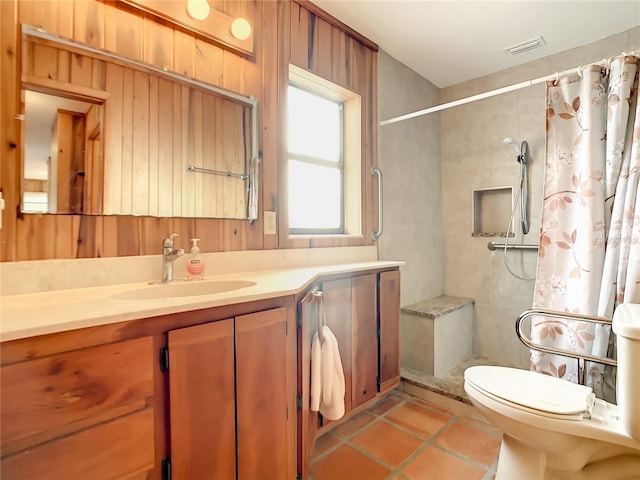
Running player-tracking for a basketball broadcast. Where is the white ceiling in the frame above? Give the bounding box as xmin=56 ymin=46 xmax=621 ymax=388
xmin=310 ymin=1 xmax=640 ymax=88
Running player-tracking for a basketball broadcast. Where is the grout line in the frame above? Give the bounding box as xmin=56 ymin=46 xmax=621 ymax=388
xmin=431 ymin=416 xmax=500 ymax=471
xmin=309 ymin=437 xmax=345 ymax=464
xmin=389 ymin=440 xmax=435 ymax=476
xmin=378 ymin=416 xmax=460 ymax=475
xmin=432 ymin=443 xmax=495 ymax=473
xmin=484 ymin=459 xmax=499 ymax=480
xmin=311 ymin=389 xmax=501 ymax=478
xmin=389 ymin=472 xmax=411 ymax=480
xmin=310 ymin=395 xmax=411 ymax=464
xmin=333 ymin=415 xmax=383 ymax=441
xmin=342 ymin=437 xmax=397 ymax=473
xmin=456 ymin=413 xmax=502 ymax=436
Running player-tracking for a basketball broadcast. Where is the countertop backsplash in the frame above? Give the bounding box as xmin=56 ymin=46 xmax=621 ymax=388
xmin=0 ymin=246 xmax=379 ymax=296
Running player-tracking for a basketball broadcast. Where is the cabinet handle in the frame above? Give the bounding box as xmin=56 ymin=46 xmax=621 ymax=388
xmin=371 ymin=166 xmax=383 ymax=240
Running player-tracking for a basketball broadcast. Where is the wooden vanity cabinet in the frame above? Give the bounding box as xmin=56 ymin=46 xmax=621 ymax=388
xmin=0 ymin=337 xmax=156 ymax=479
xmin=1 ymin=297 xmax=297 ymax=480
xmin=321 ymin=270 xmax=400 ymax=416
xmin=379 ymin=269 xmax=401 ymax=390
xmin=298 ymin=268 xmax=400 ymax=477
xmin=0 ymin=269 xmax=397 ymax=480
xmin=321 ymin=274 xmax=378 ymax=415
xmin=167 ymin=307 xmax=296 ymax=480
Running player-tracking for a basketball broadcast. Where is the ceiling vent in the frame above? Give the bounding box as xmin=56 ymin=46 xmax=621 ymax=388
xmin=502 ymin=36 xmax=546 ymax=55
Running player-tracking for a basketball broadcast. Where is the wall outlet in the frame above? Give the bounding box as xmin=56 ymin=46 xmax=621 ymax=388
xmin=264 ymin=211 xmax=277 ymax=235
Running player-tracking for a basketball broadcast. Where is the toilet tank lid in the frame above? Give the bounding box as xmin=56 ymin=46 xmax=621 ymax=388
xmin=465 ymin=366 xmax=594 ymax=415
xmin=612 ymin=304 xmax=640 ymax=340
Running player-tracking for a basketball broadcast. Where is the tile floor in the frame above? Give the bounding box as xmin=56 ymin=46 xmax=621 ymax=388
xmin=309 ymin=390 xmax=501 ymax=480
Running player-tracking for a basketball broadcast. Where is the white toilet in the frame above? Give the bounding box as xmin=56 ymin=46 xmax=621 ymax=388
xmin=464 ymin=304 xmax=640 ymax=479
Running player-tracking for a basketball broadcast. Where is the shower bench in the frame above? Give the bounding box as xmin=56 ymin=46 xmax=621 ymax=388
xmin=400 ymin=295 xmax=475 ymax=378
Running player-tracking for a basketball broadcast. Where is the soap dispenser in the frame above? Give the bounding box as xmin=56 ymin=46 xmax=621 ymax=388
xmin=186 ymin=238 xmax=205 ymax=280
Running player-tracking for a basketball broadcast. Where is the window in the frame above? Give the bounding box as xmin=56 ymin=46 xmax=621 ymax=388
xmin=287 ymin=65 xmax=361 ymax=237
xmin=288 ymin=85 xmax=343 ymax=233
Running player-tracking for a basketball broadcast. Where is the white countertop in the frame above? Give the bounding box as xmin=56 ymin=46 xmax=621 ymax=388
xmin=0 ymin=261 xmax=401 ymax=342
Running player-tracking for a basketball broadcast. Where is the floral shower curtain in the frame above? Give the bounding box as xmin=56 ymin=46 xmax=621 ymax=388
xmin=531 ymin=55 xmax=640 ymax=402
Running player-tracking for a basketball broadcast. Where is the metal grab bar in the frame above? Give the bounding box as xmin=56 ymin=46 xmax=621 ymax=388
xmin=488 ymin=242 xmax=538 ymax=251
xmin=372 ymin=166 xmax=383 ymax=240
xmin=517 ymin=309 xmax=616 ymax=385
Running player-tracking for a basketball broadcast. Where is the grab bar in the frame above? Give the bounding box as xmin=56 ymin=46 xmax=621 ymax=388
xmin=372 ymin=166 xmax=383 ymax=240
xmin=516 ymin=309 xmax=616 ymax=385
xmin=488 ymin=242 xmax=538 ymax=251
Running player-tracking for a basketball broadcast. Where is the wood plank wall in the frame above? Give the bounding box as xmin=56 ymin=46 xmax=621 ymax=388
xmin=279 ymin=1 xmax=378 ymax=249
xmin=0 ymin=0 xmax=377 ymax=262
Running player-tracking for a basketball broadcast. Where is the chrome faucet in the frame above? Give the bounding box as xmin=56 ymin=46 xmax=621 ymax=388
xmin=159 ymin=233 xmax=184 ymax=283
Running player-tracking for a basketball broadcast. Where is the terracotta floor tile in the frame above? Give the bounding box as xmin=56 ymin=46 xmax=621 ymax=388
xmin=458 ymin=414 xmax=501 ymax=434
xmin=310 ymin=444 xmax=390 ymax=480
xmin=394 ymin=389 xmax=412 ymax=399
xmin=402 ymin=446 xmax=486 ymax=480
xmin=313 ymin=431 xmax=342 ymax=457
xmin=410 ymin=397 xmax=452 ymax=415
xmin=369 ymin=393 xmax=404 ymax=416
xmin=385 ymin=402 xmax=451 ymax=438
xmin=331 ymin=411 xmax=377 ymax=439
xmin=436 ymin=421 xmax=501 ymax=467
xmin=351 ymin=420 xmax=423 ymax=467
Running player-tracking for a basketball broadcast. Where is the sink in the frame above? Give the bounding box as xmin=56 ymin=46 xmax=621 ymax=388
xmin=111 ymin=280 xmax=257 ymax=300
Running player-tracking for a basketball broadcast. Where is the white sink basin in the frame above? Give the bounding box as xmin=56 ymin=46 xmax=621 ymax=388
xmin=111 ymin=280 xmax=257 ymax=300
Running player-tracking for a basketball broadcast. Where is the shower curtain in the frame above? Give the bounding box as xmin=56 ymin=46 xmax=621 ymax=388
xmin=531 ymin=55 xmax=640 ymax=402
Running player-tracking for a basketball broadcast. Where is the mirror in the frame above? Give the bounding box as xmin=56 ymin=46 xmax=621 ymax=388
xmin=23 ymin=91 xmax=101 ymax=214
xmin=21 ymin=24 xmax=259 ymax=220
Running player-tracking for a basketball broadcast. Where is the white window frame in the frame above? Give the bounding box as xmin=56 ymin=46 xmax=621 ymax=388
xmin=287 ymin=64 xmax=362 ymax=238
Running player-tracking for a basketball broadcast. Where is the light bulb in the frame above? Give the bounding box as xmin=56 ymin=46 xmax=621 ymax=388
xmin=230 ymin=18 xmax=251 ymax=40
xmin=187 ymin=0 xmax=210 ymax=21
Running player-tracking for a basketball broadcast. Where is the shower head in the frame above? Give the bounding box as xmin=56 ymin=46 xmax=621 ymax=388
xmin=502 ymin=137 xmax=521 ymax=154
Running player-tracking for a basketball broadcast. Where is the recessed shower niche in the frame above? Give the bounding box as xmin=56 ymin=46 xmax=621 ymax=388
xmin=472 ymin=186 xmax=514 ymax=237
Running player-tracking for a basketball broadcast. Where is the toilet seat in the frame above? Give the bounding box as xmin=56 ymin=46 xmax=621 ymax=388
xmin=465 ymin=366 xmax=595 ymax=420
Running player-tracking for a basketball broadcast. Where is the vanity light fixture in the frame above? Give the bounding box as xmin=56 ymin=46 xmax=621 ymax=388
xmin=230 ymin=17 xmax=252 ymax=40
xmin=186 ymin=0 xmax=210 ymax=21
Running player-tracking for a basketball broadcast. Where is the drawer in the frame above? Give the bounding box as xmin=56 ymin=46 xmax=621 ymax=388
xmin=1 ymin=336 xmax=154 ymax=453
xmin=1 ymin=408 xmax=155 ymax=480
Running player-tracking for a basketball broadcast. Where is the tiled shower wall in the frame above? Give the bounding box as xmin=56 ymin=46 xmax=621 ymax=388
xmin=378 ymin=51 xmax=443 ymax=306
xmin=441 ymin=27 xmax=640 ymax=368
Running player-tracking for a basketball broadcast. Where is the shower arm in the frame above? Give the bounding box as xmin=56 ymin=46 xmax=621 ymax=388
xmin=516 ymin=309 xmax=616 ymax=386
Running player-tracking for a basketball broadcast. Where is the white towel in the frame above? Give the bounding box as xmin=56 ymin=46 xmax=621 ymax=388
xmin=310 ymin=325 xmax=345 ymax=420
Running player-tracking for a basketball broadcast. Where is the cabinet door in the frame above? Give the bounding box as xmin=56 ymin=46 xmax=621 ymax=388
xmin=321 ymin=278 xmax=353 ymax=413
xmin=379 ymin=269 xmax=401 ymax=391
xmin=236 ymin=307 xmax=295 ymax=480
xmin=298 ymin=289 xmax=320 ymax=480
xmin=351 ymin=274 xmax=378 ymax=408
xmin=168 ymin=319 xmax=236 ymax=480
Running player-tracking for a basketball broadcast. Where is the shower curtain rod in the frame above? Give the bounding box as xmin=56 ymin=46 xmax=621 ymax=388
xmin=380 ymin=50 xmax=639 ymax=127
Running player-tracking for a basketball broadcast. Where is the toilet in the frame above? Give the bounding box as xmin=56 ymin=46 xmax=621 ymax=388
xmin=464 ymin=304 xmax=640 ymax=479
